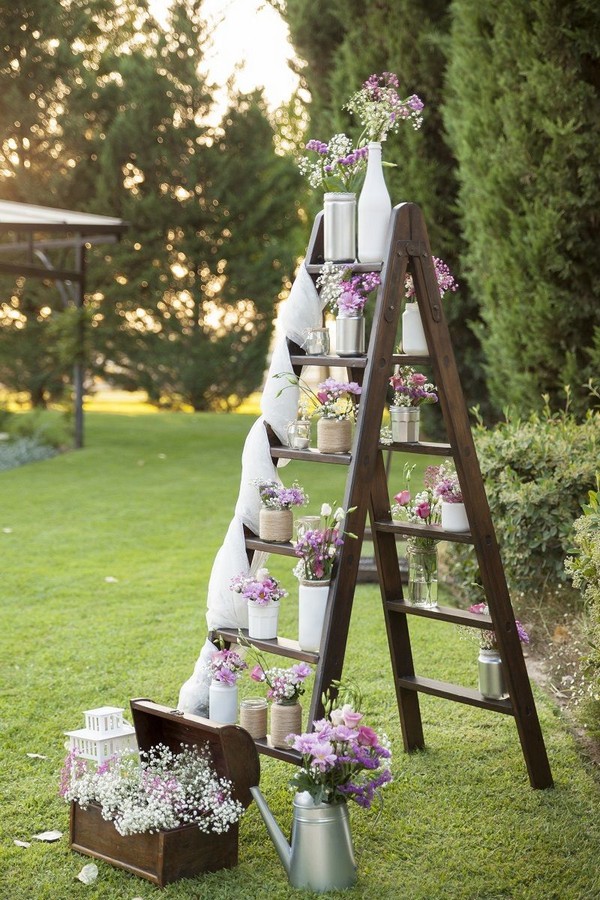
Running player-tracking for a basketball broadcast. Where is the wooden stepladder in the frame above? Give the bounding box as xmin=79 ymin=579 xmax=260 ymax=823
xmin=216 ymin=202 xmax=553 ymax=790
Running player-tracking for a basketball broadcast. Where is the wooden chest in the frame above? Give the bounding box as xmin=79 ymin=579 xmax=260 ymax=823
xmin=69 ymin=698 xmax=260 ymax=887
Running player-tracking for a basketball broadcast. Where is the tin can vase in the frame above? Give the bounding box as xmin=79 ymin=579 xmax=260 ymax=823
xmin=259 ymin=508 xmax=293 ymax=543
xmin=240 ymin=698 xmax=268 ymax=740
xmin=478 ymin=648 xmax=507 ymax=700
xmin=335 ymin=315 xmax=365 ymax=356
xmin=209 ymin=681 xmax=238 ymax=725
xmin=324 ymin=192 xmax=356 ymax=262
xmin=317 ymin=418 xmax=352 ymax=454
xmin=271 ymin=701 xmax=302 ymax=749
xmin=389 ymin=406 xmax=420 ymax=442
xmin=247 ymin=601 xmax=279 ymax=640
xmin=441 ymin=501 xmax=469 ymax=533
xmin=298 ymin=580 xmax=330 ymax=651
xmin=401 ymin=302 xmax=428 ymax=355
xmin=406 ymin=539 xmax=438 ymax=608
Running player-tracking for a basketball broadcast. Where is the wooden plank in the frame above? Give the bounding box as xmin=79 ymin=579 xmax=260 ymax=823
xmin=269 ymin=446 xmax=352 ymax=465
xmin=215 ymin=628 xmax=319 ymax=664
xmin=379 ymin=440 xmax=453 ymax=456
xmin=289 ymin=354 xmax=368 ymax=369
xmin=396 ymin=675 xmax=514 ymax=714
xmin=386 ymin=600 xmax=493 ymax=629
xmin=253 ymin=737 xmax=302 ymax=765
xmin=373 ymin=518 xmax=473 ymax=544
xmin=244 ymin=536 xmax=297 ymax=557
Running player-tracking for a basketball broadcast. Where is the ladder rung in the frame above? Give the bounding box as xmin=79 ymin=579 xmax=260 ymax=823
xmin=386 ymin=600 xmax=492 ymax=628
xmin=305 ymin=262 xmax=383 ymax=275
xmin=373 ymin=518 xmax=473 ymax=545
xmin=254 ymin=737 xmax=302 ymax=764
xmin=245 ymin=536 xmax=297 ymax=557
xmin=215 ymin=628 xmax=319 ymax=664
xmin=379 ymin=440 xmax=453 ymax=456
xmin=289 ymin=353 xmax=368 ymax=369
xmin=392 ymin=353 xmax=432 ymax=366
xmin=397 ymin=675 xmax=514 ymax=714
xmin=270 ymin=446 xmax=352 ymax=466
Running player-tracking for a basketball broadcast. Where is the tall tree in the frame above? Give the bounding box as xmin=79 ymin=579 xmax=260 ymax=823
xmin=444 ymin=0 xmax=600 ymax=414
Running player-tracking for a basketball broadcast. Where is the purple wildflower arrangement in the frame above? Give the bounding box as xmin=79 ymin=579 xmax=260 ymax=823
xmin=404 ymin=255 xmax=457 ymax=302
xmin=389 ymin=366 xmax=438 ymax=408
xmin=254 ymin=479 xmax=308 ymax=511
xmin=293 ymin=503 xmax=355 ymax=582
xmin=206 ymin=648 xmax=247 ymax=685
xmin=275 ymin=372 xmax=362 ymax=422
xmin=469 ymin=602 xmax=530 ymax=650
xmin=431 ymin=459 xmax=463 ymax=504
xmin=60 ymin=743 xmax=244 ymax=836
xmin=345 ymin=71 xmax=424 ymax=142
xmin=249 ymin=656 xmax=312 ymax=705
xmin=298 ymin=133 xmax=368 ymax=192
xmin=230 ymin=567 xmax=287 ymax=607
xmin=287 ymin=695 xmax=392 ymax=808
xmin=316 ymin=262 xmax=381 ymax=317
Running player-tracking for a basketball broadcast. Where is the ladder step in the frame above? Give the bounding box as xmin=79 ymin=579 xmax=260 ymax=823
xmin=289 ymin=353 xmax=368 ymax=369
xmin=374 ymin=518 xmax=473 ymax=545
xmin=392 ymin=353 xmax=432 ymax=366
xmin=305 ymin=262 xmax=382 ymax=275
xmin=245 ymin=536 xmax=297 ymax=557
xmin=380 ymin=440 xmax=453 ymax=456
xmin=397 ymin=675 xmax=514 ymax=714
xmin=215 ymin=628 xmax=319 ymax=664
xmin=270 ymin=446 xmax=352 ymax=465
xmin=254 ymin=737 xmax=302 ymax=764
xmin=386 ymin=599 xmax=492 ymax=628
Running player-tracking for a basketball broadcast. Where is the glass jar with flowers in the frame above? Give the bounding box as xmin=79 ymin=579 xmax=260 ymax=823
xmin=401 ymin=255 xmax=457 ymax=355
xmin=432 ymin=459 xmax=469 ymax=532
xmin=392 ymin=463 xmax=441 ymax=608
xmin=292 ymin=503 xmax=356 ymax=651
xmin=206 ymin=648 xmax=247 ymax=725
xmin=316 ymin=262 xmax=381 ymax=356
xmin=249 ymin=653 xmax=312 ymax=749
xmin=230 ymin=567 xmax=287 ymax=640
xmin=298 ymin=134 xmax=368 ymax=262
xmin=469 ymin=602 xmax=530 ymax=699
xmin=275 ymin=373 xmax=362 ymax=454
xmin=252 ymin=686 xmax=392 ymax=891
xmin=345 ymin=72 xmax=424 ymax=263
xmin=388 ymin=365 xmax=438 ymax=443
xmin=254 ymin=479 xmax=308 ymax=543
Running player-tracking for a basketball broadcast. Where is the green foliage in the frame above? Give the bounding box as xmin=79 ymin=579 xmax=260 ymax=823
xmin=565 ymin=479 xmax=600 ymax=732
xmin=1 ymin=411 xmax=599 ymax=898
xmin=447 ymin=395 xmax=600 ymax=607
xmin=444 ymin=0 xmax=600 ymax=416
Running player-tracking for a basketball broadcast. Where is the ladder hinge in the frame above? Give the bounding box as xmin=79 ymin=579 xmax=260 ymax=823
xmin=395 ymin=240 xmax=428 ymax=258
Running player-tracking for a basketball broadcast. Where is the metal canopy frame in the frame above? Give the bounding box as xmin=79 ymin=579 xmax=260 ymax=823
xmin=0 ymin=200 xmax=128 ymax=447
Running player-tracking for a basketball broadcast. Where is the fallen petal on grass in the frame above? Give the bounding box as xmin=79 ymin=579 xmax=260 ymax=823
xmin=33 ymin=830 xmax=62 ymax=842
xmin=104 ymin=576 xmax=118 ymax=583
xmin=14 ymin=840 xmax=31 ymax=848
xmin=26 ymin=752 xmax=49 ymax=759
xmin=76 ymin=863 xmax=98 ymax=884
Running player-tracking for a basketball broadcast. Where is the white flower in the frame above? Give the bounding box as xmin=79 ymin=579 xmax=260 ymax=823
xmin=321 ymin=503 xmax=332 ymax=516
xmin=255 ymin=568 xmax=270 ymax=582
xmin=334 ymin=507 xmax=345 ymax=522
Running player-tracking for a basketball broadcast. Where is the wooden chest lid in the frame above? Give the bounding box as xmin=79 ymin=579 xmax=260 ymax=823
xmin=129 ymin=699 xmax=260 ymax=809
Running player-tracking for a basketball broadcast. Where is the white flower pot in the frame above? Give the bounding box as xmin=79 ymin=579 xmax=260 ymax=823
xmin=389 ymin=406 xmax=420 ymax=442
xmin=401 ymin=302 xmax=428 ymax=355
xmin=441 ymin=501 xmax=469 ymax=532
xmin=298 ymin=581 xmax=330 ymax=651
xmin=248 ymin=601 xmax=279 ymax=640
xmin=208 ymin=680 xmax=238 ymax=724
xmin=357 ymin=142 xmax=392 ymax=263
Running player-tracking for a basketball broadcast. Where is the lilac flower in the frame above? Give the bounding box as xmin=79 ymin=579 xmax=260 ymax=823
xmin=253 ymin=479 xmax=309 ymax=511
xmin=206 ymin=648 xmax=247 ymax=684
xmin=345 ymin=71 xmax=424 ymax=141
xmin=317 ymin=263 xmax=381 ymax=317
xmin=404 ymin=255 xmax=458 ymax=300
xmin=292 ymin=502 xmax=355 ymax=582
xmin=469 ymin=602 xmax=531 ymax=649
xmin=299 ymin=133 xmax=368 ymax=192
xmin=248 ymin=659 xmax=312 ymax=704
xmin=389 ymin=366 xmax=438 ymax=408
xmin=230 ymin=568 xmax=287 ymax=606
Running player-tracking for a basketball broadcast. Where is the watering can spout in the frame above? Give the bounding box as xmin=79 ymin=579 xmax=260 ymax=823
xmin=250 ymin=785 xmax=291 ymax=875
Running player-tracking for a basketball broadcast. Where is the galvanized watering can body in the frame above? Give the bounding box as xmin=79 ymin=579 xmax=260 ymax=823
xmin=250 ymin=786 xmax=357 ymax=892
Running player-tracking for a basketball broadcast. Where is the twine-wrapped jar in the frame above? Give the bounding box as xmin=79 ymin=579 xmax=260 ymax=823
xmin=317 ymin=418 xmax=352 ymax=454
xmin=240 ymin=698 xmax=268 ymax=739
xmin=270 ymin=701 xmax=302 ymax=749
xmin=259 ymin=508 xmax=293 ymax=542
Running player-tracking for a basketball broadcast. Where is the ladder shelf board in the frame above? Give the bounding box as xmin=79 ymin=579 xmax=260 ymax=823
xmin=380 ymin=440 xmax=453 ymax=456
xmin=392 ymin=353 xmax=432 ymax=366
xmin=270 ymin=446 xmax=352 ymax=466
xmin=215 ymin=628 xmax=319 ymax=664
xmin=305 ymin=262 xmax=383 ymax=276
xmin=385 ymin=599 xmax=493 ymax=629
xmin=253 ymin=737 xmax=302 ymax=765
xmin=396 ymin=675 xmax=514 ymax=715
xmin=373 ymin=518 xmax=473 ymax=545
xmin=289 ymin=353 xmax=368 ymax=369
xmin=244 ymin=536 xmax=297 ymax=557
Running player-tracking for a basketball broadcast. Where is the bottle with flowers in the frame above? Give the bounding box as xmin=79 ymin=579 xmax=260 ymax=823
xmin=392 ymin=463 xmax=442 ymax=608
xmin=249 ymin=651 xmax=312 ymax=749
xmin=401 ymin=255 xmax=458 ymax=355
xmin=432 ymin=459 xmax=469 ymax=533
xmin=316 ymin=262 xmax=381 ymax=356
xmin=345 ymin=72 xmax=424 ymax=263
xmin=205 ymin=648 xmax=248 ymax=725
xmin=388 ymin=365 xmax=438 ymax=443
xmin=468 ymin=601 xmax=530 ymax=699
xmin=230 ymin=567 xmax=287 ymax=640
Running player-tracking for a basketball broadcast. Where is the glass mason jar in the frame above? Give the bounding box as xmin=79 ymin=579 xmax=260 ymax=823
xmin=287 ymin=419 xmax=312 ymax=450
xmin=406 ymin=538 xmax=438 ymax=608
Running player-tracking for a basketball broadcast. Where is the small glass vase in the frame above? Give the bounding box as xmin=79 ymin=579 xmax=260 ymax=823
xmin=304 ymin=326 xmax=330 ymax=356
xmin=270 ymin=700 xmax=302 ymax=749
xmin=287 ymin=419 xmax=311 ymax=450
xmin=406 ymin=539 xmax=438 ymax=608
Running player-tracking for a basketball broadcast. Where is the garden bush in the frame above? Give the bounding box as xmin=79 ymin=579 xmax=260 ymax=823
xmin=446 ymin=396 xmax=599 ymax=613
xmin=0 ymin=436 xmax=59 ymax=471
xmin=565 ymin=481 xmax=600 ymax=734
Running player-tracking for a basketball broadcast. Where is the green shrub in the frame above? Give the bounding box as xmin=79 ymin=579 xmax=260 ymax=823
xmin=447 ymin=397 xmax=600 ymax=609
xmin=0 ymin=436 xmax=58 ymax=471
xmin=7 ymin=409 xmax=70 ymax=449
xmin=565 ymin=481 xmax=600 ymax=733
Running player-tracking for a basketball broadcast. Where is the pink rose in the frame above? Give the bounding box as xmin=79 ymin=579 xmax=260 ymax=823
xmin=394 ymin=490 xmax=411 ymax=506
xmin=416 ymin=502 xmax=431 ymax=519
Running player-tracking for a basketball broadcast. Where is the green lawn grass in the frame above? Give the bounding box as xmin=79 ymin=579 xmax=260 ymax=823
xmin=1 ymin=410 xmax=599 ymax=899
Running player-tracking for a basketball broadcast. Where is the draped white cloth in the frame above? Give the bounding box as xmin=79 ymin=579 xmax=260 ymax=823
xmin=177 ymin=264 xmax=324 ymax=715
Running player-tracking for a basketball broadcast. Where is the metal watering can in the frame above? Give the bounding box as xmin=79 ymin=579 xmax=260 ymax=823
xmin=250 ymin=786 xmax=357 ymax=892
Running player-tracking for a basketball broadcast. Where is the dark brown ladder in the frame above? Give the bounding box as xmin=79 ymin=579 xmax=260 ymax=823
xmin=216 ymin=202 xmax=553 ymax=790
